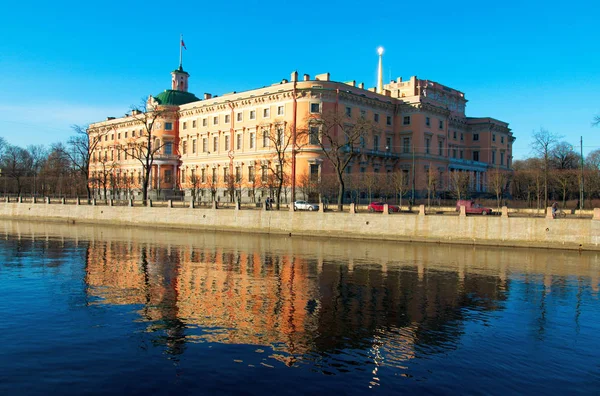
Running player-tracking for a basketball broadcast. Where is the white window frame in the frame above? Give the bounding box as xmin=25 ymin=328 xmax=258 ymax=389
xmin=249 ymin=131 xmax=255 ymax=149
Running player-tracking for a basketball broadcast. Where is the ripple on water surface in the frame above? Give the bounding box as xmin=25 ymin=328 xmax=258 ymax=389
xmin=0 ymin=220 xmax=598 ymax=394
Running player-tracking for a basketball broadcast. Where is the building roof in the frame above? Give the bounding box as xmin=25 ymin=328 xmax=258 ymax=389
xmin=154 ymin=89 xmax=200 ymax=106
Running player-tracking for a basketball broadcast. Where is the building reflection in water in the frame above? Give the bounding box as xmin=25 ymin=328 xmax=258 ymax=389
xmin=2 ymin=219 xmax=599 ymax=377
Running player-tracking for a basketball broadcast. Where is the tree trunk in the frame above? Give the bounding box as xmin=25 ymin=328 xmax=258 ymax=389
xmin=337 ymin=174 xmax=345 ymax=212
xmin=142 ymin=176 xmax=149 ymax=203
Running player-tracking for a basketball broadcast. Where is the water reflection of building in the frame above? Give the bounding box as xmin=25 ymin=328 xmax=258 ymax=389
xmin=2 ymin=218 xmax=599 ymax=374
xmin=84 ymin=235 xmax=513 ymax=367
xmin=176 ymin=248 xmax=320 ymax=362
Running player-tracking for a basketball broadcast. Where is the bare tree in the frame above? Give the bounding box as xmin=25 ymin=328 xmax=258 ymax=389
xmin=206 ymin=173 xmax=217 ymax=203
xmin=426 ymin=164 xmax=438 ymax=209
xmin=188 ymin=169 xmax=201 ymax=204
xmin=362 ymin=172 xmax=378 ymax=202
xmin=247 ymin=164 xmax=259 ymax=203
xmin=584 ymin=169 xmax=600 ymax=201
xmin=585 ymin=149 xmax=600 ymax=171
xmin=297 ymin=171 xmax=318 ymax=201
xmin=26 ymin=145 xmax=47 ymax=196
xmin=344 ymin=172 xmax=360 ymax=204
xmin=312 ymin=111 xmax=377 ymax=211
xmin=259 ymin=165 xmax=277 ymax=205
xmin=94 ymin=156 xmax=118 ymax=199
xmin=0 ymin=145 xmax=32 ymax=196
xmin=390 ymin=170 xmax=409 ymax=207
xmin=62 ymin=124 xmax=107 ymax=200
xmin=41 ymin=144 xmax=71 ymax=197
xmin=121 ymin=173 xmax=135 ymax=199
xmin=552 ymin=169 xmax=576 ymax=208
xmin=488 ymin=166 xmax=510 ymax=209
xmin=531 ymin=167 xmax=544 ymax=210
xmin=117 ymin=100 xmax=173 ymax=202
xmin=551 ymin=141 xmax=579 ymax=170
xmin=531 ymin=128 xmax=561 ymax=209
xmin=224 ymin=171 xmax=236 ymax=203
xmin=263 ymin=124 xmax=308 ymax=209
xmin=450 ymin=171 xmax=471 ymax=201
xmin=234 ymin=170 xmax=245 ymax=203
xmin=319 ymin=174 xmax=338 ymax=209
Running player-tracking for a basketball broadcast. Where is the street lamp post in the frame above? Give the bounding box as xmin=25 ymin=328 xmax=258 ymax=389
xmin=411 ymin=141 xmax=415 ymax=204
xmin=580 ymin=136 xmax=584 ymax=210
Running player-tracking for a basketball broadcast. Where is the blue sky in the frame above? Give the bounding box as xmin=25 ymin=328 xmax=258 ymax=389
xmin=1 ymin=0 xmax=598 ymax=159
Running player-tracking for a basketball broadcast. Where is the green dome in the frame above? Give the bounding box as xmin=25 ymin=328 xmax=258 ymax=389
xmin=154 ymin=90 xmax=200 ymax=106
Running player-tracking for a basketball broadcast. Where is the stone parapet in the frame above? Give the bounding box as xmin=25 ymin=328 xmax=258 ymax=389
xmin=0 ymin=202 xmax=599 ymax=251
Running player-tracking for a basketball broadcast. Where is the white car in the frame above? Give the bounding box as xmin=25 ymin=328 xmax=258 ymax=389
xmin=294 ymin=200 xmax=319 ymax=211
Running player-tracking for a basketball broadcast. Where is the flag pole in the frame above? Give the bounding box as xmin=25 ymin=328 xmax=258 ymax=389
xmin=179 ymin=34 xmax=183 ymax=68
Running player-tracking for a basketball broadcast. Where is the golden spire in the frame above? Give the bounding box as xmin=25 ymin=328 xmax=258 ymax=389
xmin=376 ymin=47 xmax=384 ymax=94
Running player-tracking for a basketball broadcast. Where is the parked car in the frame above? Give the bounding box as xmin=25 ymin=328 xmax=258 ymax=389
xmin=294 ymin=200 xmax=319 ymax=211
xmin=455 ymin=200 xmax=493 ymax=215
xmin=368 ymin=202 xmax=400 ymax=213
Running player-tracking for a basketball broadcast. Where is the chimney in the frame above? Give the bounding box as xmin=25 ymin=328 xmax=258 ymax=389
xmin=290 ymin=71 xmax=298 ymax=82
xmin=303 ymin=74 xmax=310 ymax=81
xmin=106 ymin=117 xmax=115 ymax=121
xmin=204 ymin=93 xmax=212 ymax=100
xmin=358 ymin=82 xmax=365 ymax=89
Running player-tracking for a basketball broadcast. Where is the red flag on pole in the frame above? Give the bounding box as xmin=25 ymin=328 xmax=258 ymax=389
xmin=181 ymin=39 xmax=187 ymax=50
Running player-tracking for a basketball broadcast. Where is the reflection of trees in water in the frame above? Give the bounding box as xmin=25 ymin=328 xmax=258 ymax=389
xmin=138 ymin=245 xmax=186 ymax=358
xmin=315 ymin=263 xmax=507 ymax=357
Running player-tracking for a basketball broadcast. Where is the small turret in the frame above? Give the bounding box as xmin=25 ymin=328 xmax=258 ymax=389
xmin=171 ymin=66 xmax=189 ymax=92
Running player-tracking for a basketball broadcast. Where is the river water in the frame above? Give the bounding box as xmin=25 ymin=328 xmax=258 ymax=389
xmin=0 ymin=220 xmax=598 ymax=395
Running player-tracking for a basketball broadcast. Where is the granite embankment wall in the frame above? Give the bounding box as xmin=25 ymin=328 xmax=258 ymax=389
xmin=0 ymin=201 xmax=599 ymax=251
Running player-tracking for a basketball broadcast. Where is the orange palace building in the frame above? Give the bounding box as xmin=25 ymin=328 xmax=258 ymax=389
xmin=88 ymin=53 xmax=514 ymax=203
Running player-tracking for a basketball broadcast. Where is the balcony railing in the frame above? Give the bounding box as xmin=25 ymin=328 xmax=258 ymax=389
xmin=152 ymin=154 xmax=180 ymax=161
